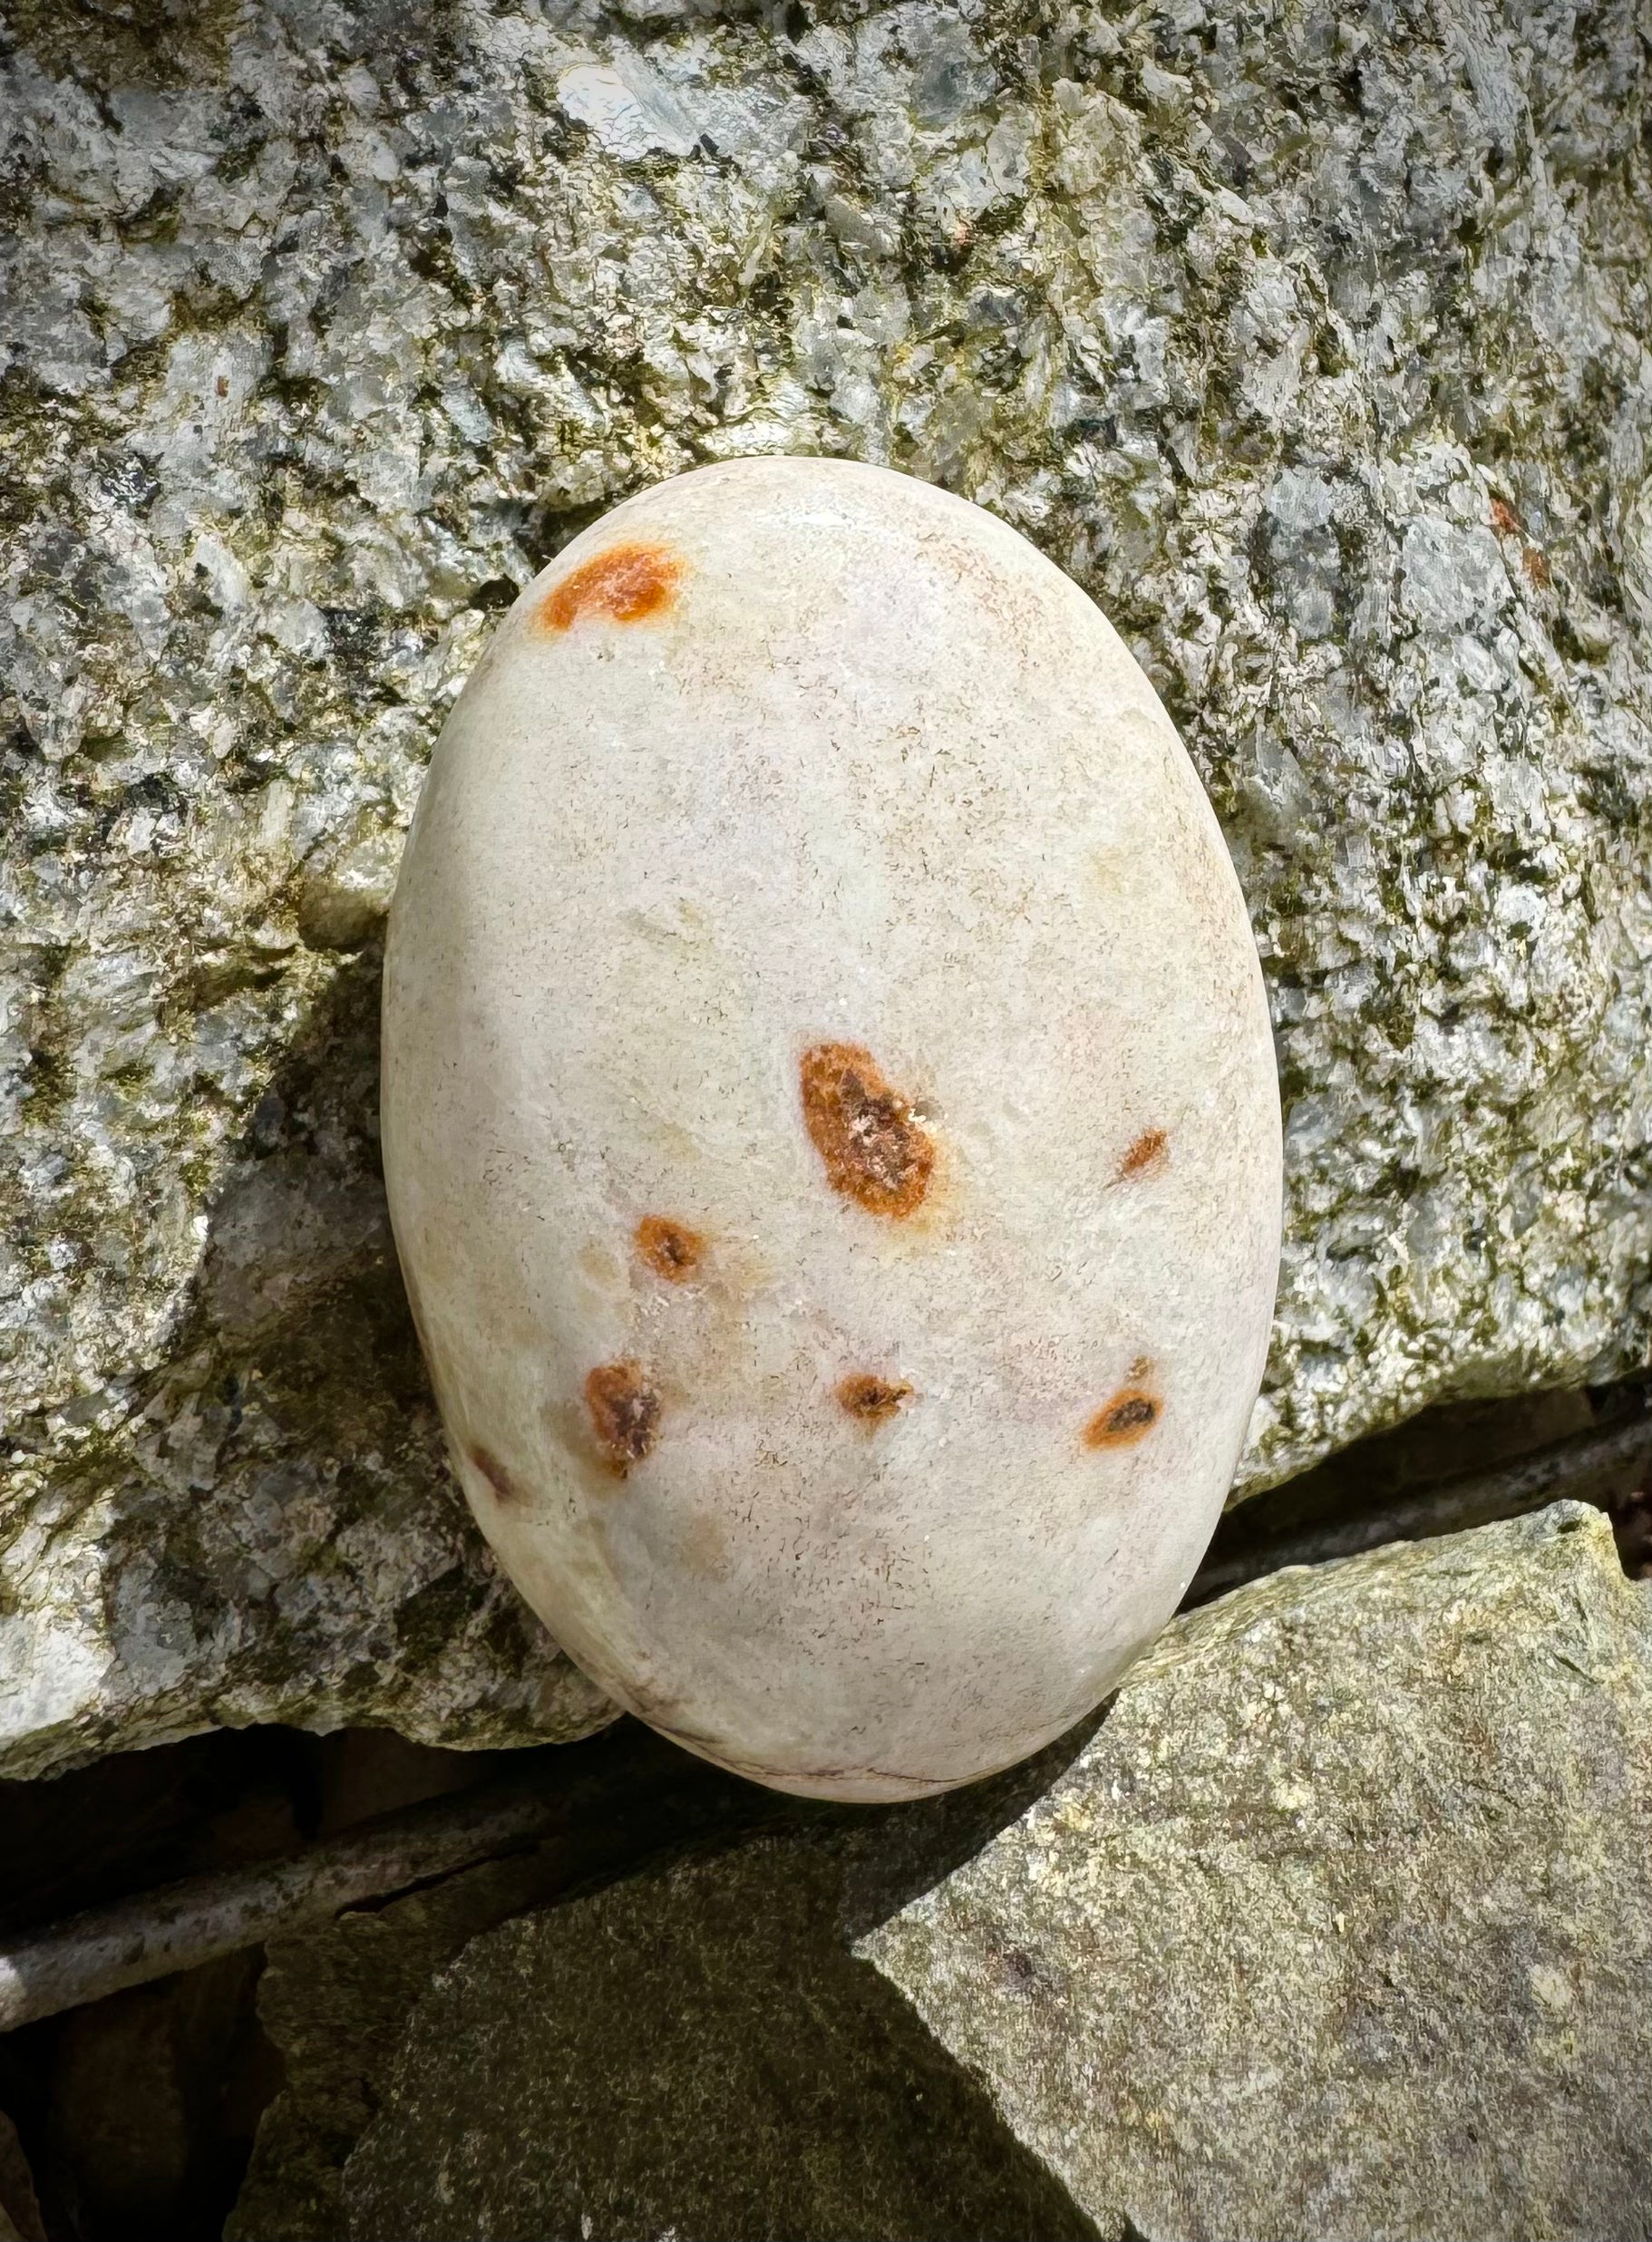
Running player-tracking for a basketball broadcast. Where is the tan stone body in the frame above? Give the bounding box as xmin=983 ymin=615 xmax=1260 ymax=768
xmin=381 ymin=458 xmax=1280 ymax=1800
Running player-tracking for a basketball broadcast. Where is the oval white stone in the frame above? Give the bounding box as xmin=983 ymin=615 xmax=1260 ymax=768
xmin=382 ymin=457 xmax=1281 ymax=1801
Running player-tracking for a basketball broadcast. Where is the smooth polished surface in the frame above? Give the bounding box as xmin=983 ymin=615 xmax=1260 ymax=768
xmin=382 ymin=457 xmax=1281 ymax=1799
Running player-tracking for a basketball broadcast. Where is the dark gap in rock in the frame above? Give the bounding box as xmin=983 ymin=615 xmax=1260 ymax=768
xmin=0 ymin=1722 xmax=790 ymax=2241
xmin=0 ymin=1949 xmax=277 ymax=2242
xmin=1190 ymin=1368 xmax=1652 ymax=1606
xmin=0 ymin=1723 xmax=549 ymax=1945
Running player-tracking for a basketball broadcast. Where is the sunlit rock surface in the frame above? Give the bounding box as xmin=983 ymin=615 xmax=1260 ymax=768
xmin=863 ymin=1503 xmax=1652 ymax=2240
xmin=3 ymin=0 xmax=1649 ymax=1769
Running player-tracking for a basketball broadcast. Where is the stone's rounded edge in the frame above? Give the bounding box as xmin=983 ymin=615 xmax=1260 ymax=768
xmin=506 ymin=451 xmax=1164 ymax=675
xmin=381 ymin=451 xmax=1284 ymax=1801
xmin=623 ymin=1707 xmax=1055 ymax=1805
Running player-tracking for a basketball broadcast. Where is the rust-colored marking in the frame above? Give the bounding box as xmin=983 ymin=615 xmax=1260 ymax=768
xmin=584 ymin=1360 xmax=661 ymax=1476
xmin=1118 ymin=1127 xmax=1169 ymax=1181
xmin=836 ymin=1373 xmax=913 ymax=1425
xmin=636 ymin=1215 xmax=705 ymax=1283
xmin=469 ymin=1444 xmax=521 ymax=1503
xmin=538 ymin=542 xmax=682 ymax=632
xmin=1084 ymin=1388 xmax=1161 ymax=1450
xmin=1490 ymin=499 xmax=1550 ymax=587
xmin=800 ymin=1043 xmax=935 ymax=1218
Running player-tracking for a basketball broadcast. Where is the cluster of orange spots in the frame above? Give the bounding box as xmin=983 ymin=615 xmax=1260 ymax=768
xmin=573 ymin=1048 xmax=1175 ymax=1477
xmin=636 ymin=1215 xmax=704 ymax=1282
xmin=585 ymin=1360 xmax=662 ymax=1476
xmin=799 ymin=1042 xmax=935 ymax=1218
xmin=835 ymin=1373 xmax=913 ymax=1426
xmin=1084 ymin=1387 xmax=1161 ymax=1450
xmin=538 ymin=542 xmax=682 ymax=632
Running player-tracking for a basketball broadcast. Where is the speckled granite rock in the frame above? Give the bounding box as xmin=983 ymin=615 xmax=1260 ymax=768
xmin=865 ymin=1501 xmax=1652 ymax=2241
xmin=315 ymin=1506 xmax=1652 ymax=2242
xmin=335 ymin=1821 xmax=1100 ymax=2242
xmin=4 ymin=0 xmax=1651 ymax=1770
xmin=229 ymin=1847 xmax=594 ymax=2242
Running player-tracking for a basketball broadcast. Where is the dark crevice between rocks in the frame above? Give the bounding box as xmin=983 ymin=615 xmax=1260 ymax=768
xmin=2 ymin=1371 xmax=1649 ymax=2239
xmin=1189 ymin=1369 xmax=1652 ymax=1606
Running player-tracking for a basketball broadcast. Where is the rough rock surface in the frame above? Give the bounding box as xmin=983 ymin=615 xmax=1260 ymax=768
xmin=229 ymin=1849 xmax=591 ymax=2242
xmin=336 ymin=1827 xmax=1099 ymax=2242
xmin=228 ymin=1720 xmax=776 ymax=2242
xmin=272 ymin=1506 xmax=1652 ymax=2241
xmin=4 ymin=0 xmax=1651 ymax=1769
xmin=232 ymin=1722 xmax=1101 ymax=2239
xmin=865 ymin=1501 xmax=1652 ymax=2241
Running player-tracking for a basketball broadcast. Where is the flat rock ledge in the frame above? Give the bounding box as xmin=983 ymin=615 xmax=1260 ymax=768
xmin=229 ymin=1501 xmax=1652 ymax=2242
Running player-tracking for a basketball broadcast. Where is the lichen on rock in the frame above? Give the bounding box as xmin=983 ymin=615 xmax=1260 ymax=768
xmin=3 ymin=0 xmax=1650 ymax=1771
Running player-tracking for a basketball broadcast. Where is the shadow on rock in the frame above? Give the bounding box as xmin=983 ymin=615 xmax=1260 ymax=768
xmin=336 ymin=1809 xmax=1106 ymax=2242
xmin=235 ymin=1703 xmax=1116 ymax=2242
xmin=49 ymin=941 xmax=607 ymax=1778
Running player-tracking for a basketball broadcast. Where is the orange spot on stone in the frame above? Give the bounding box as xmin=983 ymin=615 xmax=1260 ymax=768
xmin=1522 ymin=545 xmax=1551 ymax=588
xmin=835 ymin=1373 xmax=913 ymax=1425
xmin=538 ymin=542 xmax=682 ymax=631
xmin=469 ymin=1444 xmax=520 ymax=1503
xmin=1490 ymin=497 xmax=1521 ymax=537
xmin=636 ymin=1215 xmax=705 ymax=1283
xmin=1084 ymin=1388 xmax=1161 ymax=1450
xmin=1118 ymin=1127 xmax=1169 ymax=1181
xmin=584 ymin=1360 xmax=662 ymax=1476
xmin=800 ymin=1043 xmax=935 ymax=1218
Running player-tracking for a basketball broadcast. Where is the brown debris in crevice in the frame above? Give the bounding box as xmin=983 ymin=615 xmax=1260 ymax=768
xmin=799 ymin=1043 xmax=936 ymax=1219
xmin=1606 ymin=1485 xmax=1652 ymax=1578
xmin=584 ymin=1362 xmax=662 ymax=1477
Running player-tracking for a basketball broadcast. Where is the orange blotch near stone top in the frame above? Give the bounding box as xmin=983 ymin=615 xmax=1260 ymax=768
xmin=836 ymin=1373 xmax=913 ymax=1426
xmin=800 ymin=1042 xmax=936 ymax=1219
xmin=538 ymin=542 xmax=683 ymax=632
xmin=585 ymin=1360 xmax=662 ymax=1477
xmin=1117 ymin=1127 xmax=1169 ymax=1181
xmin=1084 ymin=1388 xmax=1161 ymax=1450
xmin=636 ymin=1215 xmax=705 ymax=1283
